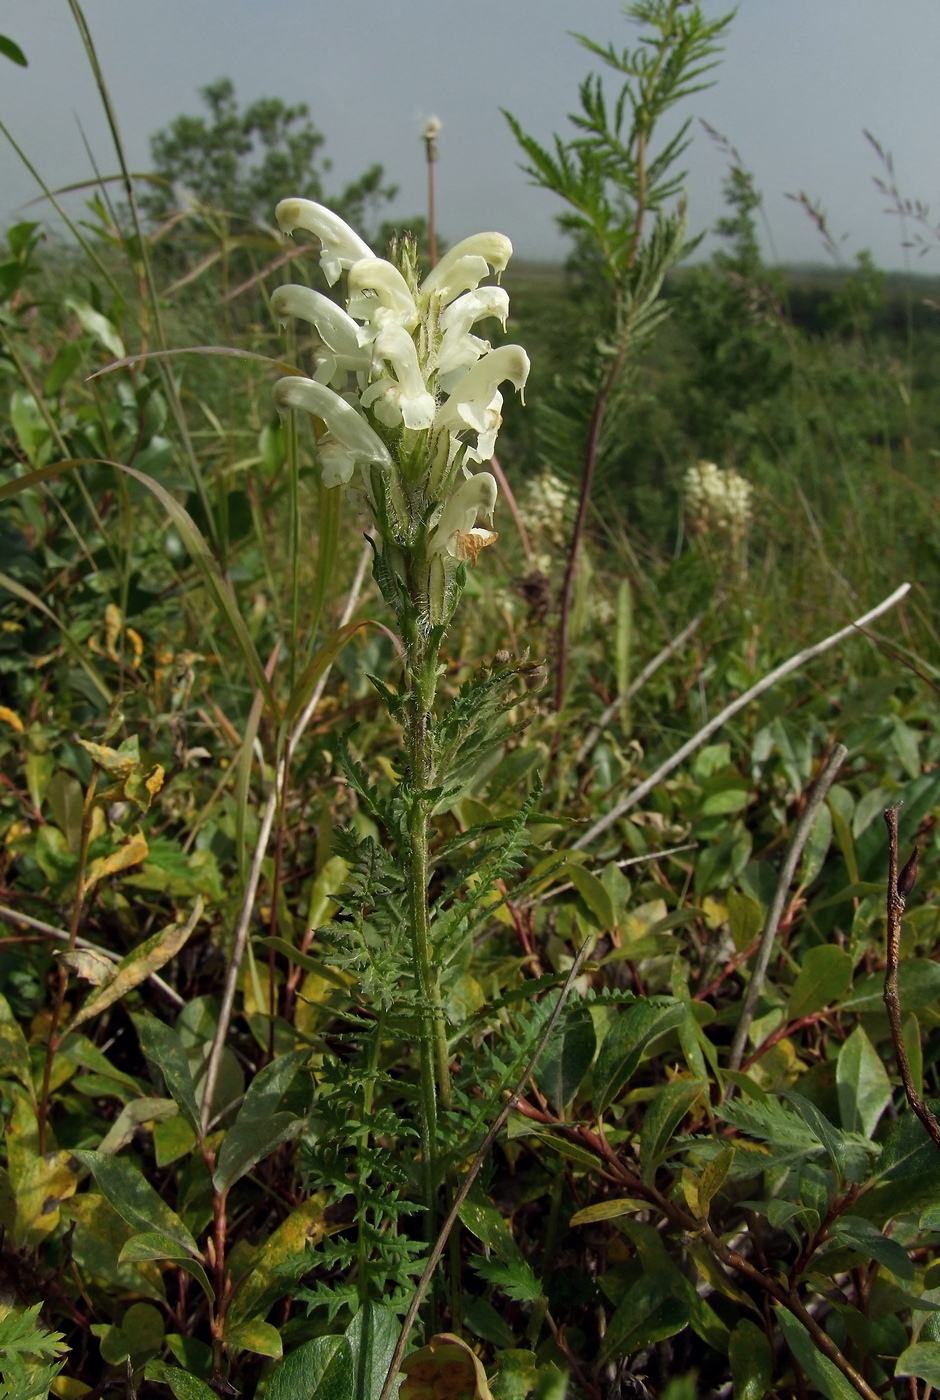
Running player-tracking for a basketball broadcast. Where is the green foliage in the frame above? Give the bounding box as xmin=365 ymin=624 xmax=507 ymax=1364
xmin=2 ymin=6 xmax=940 ymax=1400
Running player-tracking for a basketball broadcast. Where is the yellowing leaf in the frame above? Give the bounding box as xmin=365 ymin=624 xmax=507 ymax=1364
xmin=70 ymin=899 xmax=203 ymax=1030
xmin=400 ymin=1334 xmax=494 ymax=1400
xmin=0 ymin=705 xmax=24 ymax=732
xmin=227 ymin=1193 xmax=333 ymax=1325
xmin=14 ymin=1150 xmax=79 ymax=1247
xmin=56 ymin=948 xmax=116 ymax=987
xmin=85 ymin=829 xmax=149 ymax=889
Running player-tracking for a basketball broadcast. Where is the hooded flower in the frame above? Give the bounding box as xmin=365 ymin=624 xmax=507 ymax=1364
xmin=275 ymin=198 xmax=374 ymax=286
xmin=420 ymin=233 xmax=513 ymax=304
xmin=270 ymin=284 xmax=369 ymax=387
xmin=273 ymin=375 xmax=391 ymax=487
xmin=347 ymin=258 xmax=418 ymax=337
xmin=435 ymin=285 xmax=510 ymax=388
xmin=430 ymin=471 xmax=498 ymax=563
xmin=360 ymin=322 xmax=436 ymax=430
xmin=434 ymin=344 xmax=529 ymax=460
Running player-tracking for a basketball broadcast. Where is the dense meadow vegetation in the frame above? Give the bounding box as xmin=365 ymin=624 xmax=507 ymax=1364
xmin=1 ymin=4 xmax=940 ymax=1398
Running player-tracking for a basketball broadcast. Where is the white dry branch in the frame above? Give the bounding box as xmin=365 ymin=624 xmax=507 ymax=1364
xmin=571 ymin=583 xmax=910 ymax=851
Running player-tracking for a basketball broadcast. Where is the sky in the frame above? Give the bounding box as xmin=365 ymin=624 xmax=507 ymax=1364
xmin=0 ymin=1 xmax=937 ymax=271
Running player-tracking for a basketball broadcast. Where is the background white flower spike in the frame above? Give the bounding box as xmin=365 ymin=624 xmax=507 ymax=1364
xmin=275 ymin=198 xmax=374 ymax=286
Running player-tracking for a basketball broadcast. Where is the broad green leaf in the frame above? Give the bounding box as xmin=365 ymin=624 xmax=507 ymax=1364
xmin=829 ymin=797 xmax=857 ymax=884
xmin=462 ymin=1296 xmax=515 ymax=1349
xmin=787 ymin=945 xmax=853 ymax=1020
xmin=839 ymin=960 xmax=940 ymax=1013
xmin=836 ymin=1025 xmax=891 ymax=1138
xmin=0 ymin=992 xmax=33 ymax=1095
xmin=72 ymin=1150 xmax=198 ymax=1256
xmin=729 ymin=1319 xmax=772 ymax=1400
xmin=266 ymin=1338 xmax=346 ymax=1400
xmin=224 ymin=1318 xmax=283 ymax=1358
xmin=152 ymin=1365 xmax=217 ymax=1400
xmin=599 ymin=1269 xmax=687 ymax=1365
xmin=212 ymin=1112 xmax=302 ymax=1194
xmin=826 ymin=1216 xmax=913 ymax=1284
xmin=236 ymin=1048 xmax=305 ymax=1124
xmin=775 ymin=1308 xmax=861 ymax=1400
xmin=64 ymin=1191 xmax=164 ymax=1300
xmin=560 ymin=859 xmax=615 ymax=930
xmin=490 ymin=1349 xmax=538 ymax=1399
xmin=343 ymin=1304 xmax=400 ymax=1400
xmin=727 ymin=889 xmax=763 ymax=954
xmin=13 ymin=1149 xmax=79 ymax=1247
xmin=45 ymin=770 xmax=84 ymax=852
xmin=460 ymin=1195 xmax=526 ymax=1265
xmin=164 ymin=1334 xmax=212 ymax=1379
xmin=119 ymin=1231 xmax=214 ymax=1302
xmin=534 ymin=999 xmax=596 ymax=1112
xmin=798 ymin=803 xmax=832 ymax=888
xmin=640 ymin=1078 xmax=707 ymax=1184
xmin=896 ymin=1342 xmax=940 ymax=1387
xmin=153 ymin=1115 xmax=197 ymax=1167
xmin=97 ymin=1097 xmax=177 ymax=1155
xmin=64 ymin=296 xmax=125 ymax=359
xmin=132 ymin=1013 xmax=201 ymax=1134
xmin=593 ymin=997 xmax=686 ymax=1113
xmin=71 ymin=899 xmax=202 ymax=1030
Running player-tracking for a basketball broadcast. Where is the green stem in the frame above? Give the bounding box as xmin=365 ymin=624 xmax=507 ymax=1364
xmin=403 ymin=652 xmax=452 ymax=1251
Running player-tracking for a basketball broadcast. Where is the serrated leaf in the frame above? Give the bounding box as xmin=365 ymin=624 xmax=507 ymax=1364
xmin=593 ymin=997 xmax=686 ymax=1113
xmin=836 ymin=1025 xmax=891 ymax=1138
xmin=640 ymin=1078 xmax=706 ymax=1184
xmin=72 ymin=1150 xmax=198 ymax=1257
xmin=534 ymin=999 xmax=596 ymax=1111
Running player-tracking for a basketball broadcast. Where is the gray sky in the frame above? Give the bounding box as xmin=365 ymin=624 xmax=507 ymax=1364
xmin=1 ymin=1 xmax=937 ymax=270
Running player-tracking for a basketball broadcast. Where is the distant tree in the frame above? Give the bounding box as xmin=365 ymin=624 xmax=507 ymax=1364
xmin=142 ymin=77 xmax=396 ymax=238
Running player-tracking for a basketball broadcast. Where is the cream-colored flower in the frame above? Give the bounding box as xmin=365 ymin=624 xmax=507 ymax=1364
xmin=270 ymin=284 xmax=369 ymax=387
xmin=361 ymin=322 xmax=436 ymax=430
xmin=275 ymin=198 xmax=373 ymax=286
xmin=436 ymin=285 xmax=510 ymax=388
xmin=347 ymin=258 xmax=418 ymax=336
xmin=421 ymin=233 xmax=513 ymax=304
xmin=430 ymin=471 xmax=498 ymax=561
xmin=273 ymin=375 xmax=391 ymax=487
